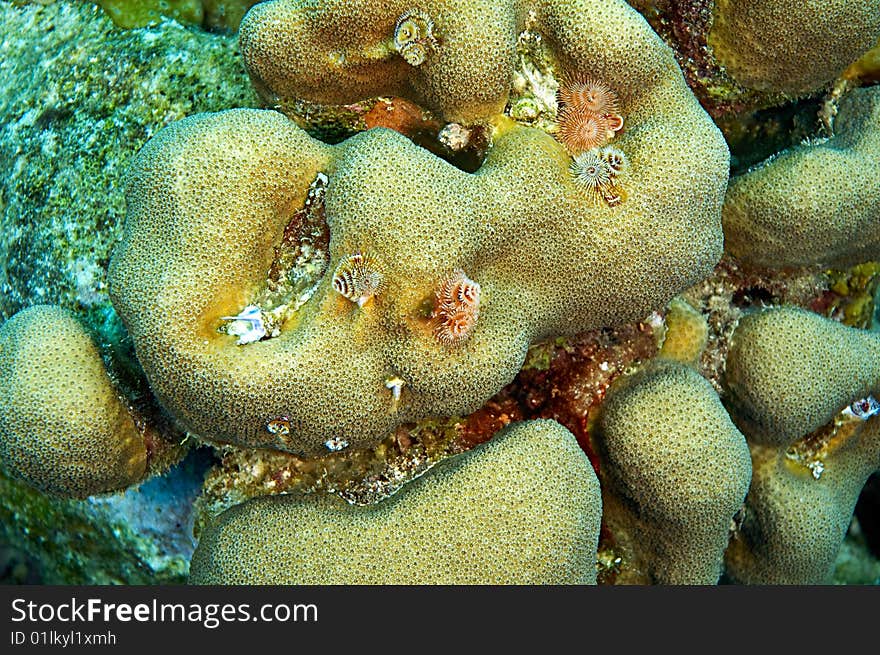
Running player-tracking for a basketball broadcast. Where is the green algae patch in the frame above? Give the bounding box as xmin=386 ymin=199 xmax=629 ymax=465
xmin=96 ymin=0 xmax=203 ymax=29
xmin=0 ymin=2 xmax=259 ymax=321
xmin=0 ymin=470 xmax=188 ymax=584
xmin=826 ymin=262 xmax=880 ymax=329
xmin=94 ymin=0 xmax=260 ymax=32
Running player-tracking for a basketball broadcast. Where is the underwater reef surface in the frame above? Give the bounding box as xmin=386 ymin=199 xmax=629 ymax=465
xmin=1 ymin=0 xmax=879 ymax=584
xmin=0 ymin=0 xmax=258 ymax=584
xmin=93 ymin=0 xmax=261 ymax=32
xmin=0 ymin=1 xmax=259 ymax=322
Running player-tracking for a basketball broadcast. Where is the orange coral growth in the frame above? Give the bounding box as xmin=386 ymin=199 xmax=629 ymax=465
xmin=362 ymin=97 xmax=441 ymax=137
xmin=558 ymin=77 xmax=620 ymax=115
xmin=557 ymin=105 xmax=614 ymax=154
xmin=431 ymin=270 xmax=481 ymax=345
xmin=555 ymin=77 xmax=624 ymax=154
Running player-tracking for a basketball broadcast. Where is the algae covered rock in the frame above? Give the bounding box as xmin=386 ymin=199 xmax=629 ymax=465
xmin=595 ymin=359 xmax=751 ymax=584
xmin=189 ymin=420 xmax=602 ymax=584
xmin=96 ymin=0 xmax=260 ymax=32
xmin=0 ymin=306 xmax=146 ymax=498
xmin=722 ymin=86 xmax=880 ymax=270
xmin=0 ymin=1 xmax=258 ymax=320
xmin=708 ymin=0 xmax=880 ymax=96
xmin=0 ymin=0 xmax=253 ymax=585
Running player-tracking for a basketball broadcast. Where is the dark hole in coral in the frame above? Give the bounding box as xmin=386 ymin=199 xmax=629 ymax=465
xmin=854 ymin=472 xmax=880 ymax=559
xmin=731 ymin=286 xmax=775 ymax=308
xmin=723 ymin=96 xmax=825 ymax=175
xmin=0 ymin=545 xmax=44 ymax=584
xmin=407 ymin=126 xmax=490 ymax=174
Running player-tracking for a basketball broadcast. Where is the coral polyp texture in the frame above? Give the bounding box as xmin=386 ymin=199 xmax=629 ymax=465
xmin=723 ymin=306 xmax=880 ymax=447
xmin=722 ymin=86 xmax=880 ymax=269
xmin=721 ymin=306 xmax=880 ymax=584
xmin=189 ymin=420 xmax=602 ymax=584
xmin=595 ymin=360 xmax=751 ymax=584
xmin=109 ymin=45 xmax=727 ymax=454
xmin=726 ymin=417 xmax=880 ymax=585
xmin=239 ymin=0 xmax=515 ymax=124
xmin=708 ymin=0 xmax=880 ymax=96
xmin=0 ymin=306 xmax=147 ymax=499
xmin=239 ymin=0 xmax=731 ymax=128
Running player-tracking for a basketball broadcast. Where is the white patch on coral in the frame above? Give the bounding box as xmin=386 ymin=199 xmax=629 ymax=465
xmin=72 ymin=257 xmax=106 ymax=307
xmin=842 ymin=395 xmax=880 ymax=420
xmin=221 ymin=305 xmax=266 ymax=345
xmin=324 ymin=437 xmax=349 ymax=452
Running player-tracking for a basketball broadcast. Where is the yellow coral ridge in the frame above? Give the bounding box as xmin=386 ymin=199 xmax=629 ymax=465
xmin=240 ymin=0 xmax=516 ymax=124
xmin=658 ymin=297 xmax=708 ymax=366
xmin=708 ymin=0 xmax=880 ymax=95
xmin=726 ymin=419 xmax=880 ymax=585
xmin=843 ymin=39 xmax=880 ymax=83
xmin=595 ymin=360 xmax=751 ymax=584
xmin=240 ymin=0 xmax=728 ymax=126
xmin=0 ymin=306 xmax=147 ymax=498
xmin=189 ymin=420 xmax=602 ymax=584
xmin=722 ymin=87 xmax=880 ymax=269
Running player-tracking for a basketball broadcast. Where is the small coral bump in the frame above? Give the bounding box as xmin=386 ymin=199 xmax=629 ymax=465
xmin=432 ymin=270 xmax=481 ymax=346
xmin=332 ymin=252 xmax=385 ymax=307
xmin=438 ymin=123 xmax=471 ymax=151
xmin=394 ymin=9 xmax=438 ymax=67
xmin=555 ymin=77 xmax=624 ymax=154
xmin=324 ymin=436 xmax=350 ymax=452
xmin=385 ymin=375 xmax=406 ymax=407
xmin=570 ymin=146 xmax=628 ymax=207
xmin=221 ymin=305 xmax=267 ymax=345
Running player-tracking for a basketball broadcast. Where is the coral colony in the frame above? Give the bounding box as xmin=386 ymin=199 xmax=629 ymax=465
xmin=1 ymin=0 xmax=880 ymax=584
